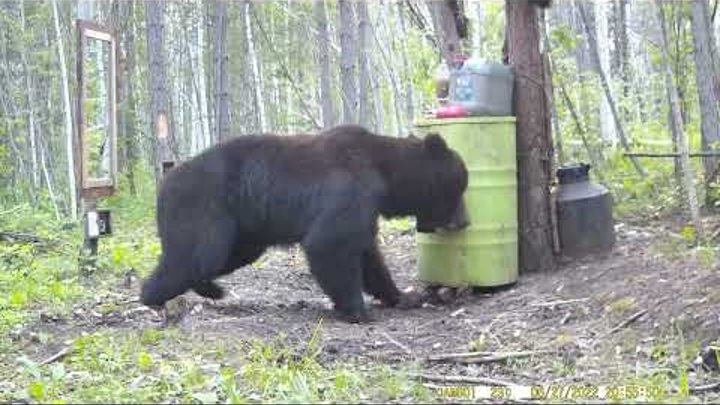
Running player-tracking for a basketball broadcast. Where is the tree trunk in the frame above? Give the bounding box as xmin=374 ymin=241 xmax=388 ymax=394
xmin=338 ymin=0 xmax=357 ymax=124
xmin=214 ymin=0 xmax=230 ymax=141
xmin=116 ymin=0 xmax=137 ymax=194
xmin=52 ymin=0 xmax=77 ymax=220
xmin=611 ymin=0 xmax=631 ymax=116
xmin=541 ymin=13 xmax=565 ymax=166
xmin=244 ymin=1 xmax=266 ymax=133
xmin=195 ymin=0 xmax=211 ymax=149
xmin=595 ymin=1 xmax=617 ymax=145
xmin=577 ymin=0 xmax=645 ymax=177
xmin=372 ymin=59 xmax=385 ymax=133
xmin=40 ymin=135 xmax=61 ymax=220
xmin=285 ymin=0 xmax=294 ymax=133
xmin=376 ymin=2 xmax=404 ymax=135
xmin=356 ymin=1 xmax=370 ymax=125
xmin=691 ymin=0 xmax=720 ymax=207
xmin=20 ymin=0 xmax=39 ymax=192
xmin=474 ymin=2 xmax=484 ymax=56
xmin=396 ymin=2 xmax=415 ymax=127
xmin=145 ymin=0 xmax=177 ymax=184
xmin=657 ymin=0 xmax=702 ymax=238
xmin=429 ymin=0 xmax=463 ymax=64
xmin=505 ymin=0 xmax=555 ymax=273
xmin=314 ymin=0 xmax=334 ymax=129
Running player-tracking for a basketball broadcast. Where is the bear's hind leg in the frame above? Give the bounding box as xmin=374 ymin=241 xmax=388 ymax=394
xmin=191 ymin=243 xmax=266 ymax=299
xmin=141 ymin=254 xmax=195 ymax=307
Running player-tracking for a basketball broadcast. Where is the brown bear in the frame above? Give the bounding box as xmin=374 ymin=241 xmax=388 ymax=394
xmin=140 ymin=124 xmax=469 ymax=322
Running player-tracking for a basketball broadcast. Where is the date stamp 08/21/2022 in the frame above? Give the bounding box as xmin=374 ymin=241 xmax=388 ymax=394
xmin=434 ymin=384 xmax=665 ymax=402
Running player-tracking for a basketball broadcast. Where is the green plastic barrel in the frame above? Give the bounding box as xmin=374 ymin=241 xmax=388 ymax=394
xmin=414 ymin=117 xmax=518 ymax=287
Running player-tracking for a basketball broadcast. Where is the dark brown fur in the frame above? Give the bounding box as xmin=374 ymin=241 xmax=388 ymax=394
xmin=140 ymin=124 xmax=468 ymax=322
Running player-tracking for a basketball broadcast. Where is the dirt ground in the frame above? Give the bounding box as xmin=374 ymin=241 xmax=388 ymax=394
xmin=15 ymin=218 xmax=720 ymax=402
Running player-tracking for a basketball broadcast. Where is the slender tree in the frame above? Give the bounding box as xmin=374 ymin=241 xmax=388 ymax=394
xmin=338 ymin=0 xmax=357 ymax=124
xmin=52 ymin=0 xmax=77 ymax=219
xmin=315 ymin=0 xmax=334 ymax=129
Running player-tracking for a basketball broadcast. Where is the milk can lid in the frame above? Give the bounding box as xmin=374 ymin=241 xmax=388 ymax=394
xmin=557 ymin=163 xmax=591 ymax=184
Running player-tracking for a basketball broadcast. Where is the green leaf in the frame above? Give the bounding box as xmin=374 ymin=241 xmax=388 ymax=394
xmin=28 ymin=380 xmax=46 ymax=400
xmin=137 ymin=351 xmax=153 ymax=371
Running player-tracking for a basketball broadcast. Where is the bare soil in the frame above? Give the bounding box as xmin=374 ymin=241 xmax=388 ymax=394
xmin=14 ymin=218 xmax=720 ymax=402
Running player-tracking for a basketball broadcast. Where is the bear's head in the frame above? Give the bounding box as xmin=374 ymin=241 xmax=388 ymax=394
xmin=415 ymin=133 xmax=470 ymax=233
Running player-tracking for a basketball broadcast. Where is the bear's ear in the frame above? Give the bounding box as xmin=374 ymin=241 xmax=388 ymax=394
xmin=424 ymin=133 xmax=449 ymax=157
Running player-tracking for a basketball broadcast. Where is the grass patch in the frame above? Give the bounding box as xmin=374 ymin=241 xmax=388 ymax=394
xmin=3 ymin=327 xmax=431 ymax=403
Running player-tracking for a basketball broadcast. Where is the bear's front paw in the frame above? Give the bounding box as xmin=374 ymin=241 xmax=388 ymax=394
xmin=335 ymin=308 xmax=374 ymax=324
xmin=396 ymin=291 xmax=426 ymax=309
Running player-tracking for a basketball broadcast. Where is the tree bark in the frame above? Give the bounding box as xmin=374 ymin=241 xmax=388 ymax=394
xmin=691 ymin=0 xmax=720 ymax=206
xmin=116 ymin=0 xmax=137 ymax=194
xmin=657 ymin=0 xmax=702 ymax=238
xmin=145 ymin=0 xmax=177 ymax=184
xmin=193 ymin=0 xmax=211 ymax=150
xmin=357 ymin=1 xmax=370 ymax=125
xmin=338 ymin=0 xmax=357 ymax=124
xmin=594 ymin=1 xmax=617 ymax=145
xmin=314 ymin=0 xmax=334 ymax=129
xmin=396 ymin=2 xmax=415 ymax=127
xmin=244 ymin=1 xmax=266 ymax=133
xmin=285 ymin=0 xmax=293 ymax=133
xmin=20 ymin=0 xmax=39 ymax=192
xmin=214 ymin=0 xmax=230 ymax=141
xmin=506 ymin=0 xmax=555 ymax=273
xmin=429 ymin=0 xmax=463 ymax=64
xmin=52 ymin=0 xmax=77 ymax=220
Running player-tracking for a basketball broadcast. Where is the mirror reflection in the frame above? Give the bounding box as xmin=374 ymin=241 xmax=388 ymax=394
xmin=83 ymin=36 xmax=113 ymax=182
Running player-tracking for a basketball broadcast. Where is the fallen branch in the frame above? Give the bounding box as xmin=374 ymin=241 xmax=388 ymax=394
xmin=411 ymin=372 xmax=515 ymax=387
xmin=689 ymin=381 xmax=720 ymax=394
xmin=603 ymin=309 xmax=648 ymax=337
xmin=0 ymin=231 xmax=55 ymax=245
xmin=427 ymin=350 xmax=554 ymax=363
xmin=381 ymin=331 xmax=412 ymax=356
xmin=530 ymin=298 xmax=589 ymax=307
xmin=624 ymin=152 xmax=720 ymax=158
xmin=40 ymin=346 xmax=72 ymax=365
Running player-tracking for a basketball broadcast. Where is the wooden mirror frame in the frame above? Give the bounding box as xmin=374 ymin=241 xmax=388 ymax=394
xmin=76 ymin=20 xmax=118 ymax=199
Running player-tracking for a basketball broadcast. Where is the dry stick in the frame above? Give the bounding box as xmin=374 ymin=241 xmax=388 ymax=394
xmin=624 ymin=152 xmax=720 ymax=158
xmin=381 ymin=331 xmax=412 ymax=356
xmin=529 ymin=298 xmax=589 ymax=307
xmin=427 ymin=350 xmax=554 ymax=363
xmin=40 ymin=346 xmax=71 ymax=365
xmin=689 ymin=381 xmax=720 ymax=394
xmin=603 ymin=309 xmax=648 ymax=337
xmin=411 ymin=372 xmax=515 ymax=387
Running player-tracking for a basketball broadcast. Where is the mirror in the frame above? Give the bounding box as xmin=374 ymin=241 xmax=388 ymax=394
xmin=77 ymin=21 xmax=117 ymax=197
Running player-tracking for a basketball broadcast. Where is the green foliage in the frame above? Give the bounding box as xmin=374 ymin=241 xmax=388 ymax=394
xmin=3 ymin=328 xmax=429 ymax=403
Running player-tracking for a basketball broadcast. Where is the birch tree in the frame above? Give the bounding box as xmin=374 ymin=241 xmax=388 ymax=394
xmin=52 ymin=0 xmax=77 ymax=219
xmin=338 ymin=0 xmax=357 ymax=124
xmin=657 ymin=0 xmax=702 ymax=237
xmin=315 ymin=0 xmax=334 ymax=129
xmin=214 ymin=0 xmax=230 ymax=141
xmin=244 ymin=1 xmax=265 ymax=133
xmin=356 ymin=1 xmax=370 ymax=125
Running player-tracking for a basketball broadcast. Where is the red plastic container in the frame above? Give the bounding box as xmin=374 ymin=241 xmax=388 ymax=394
xmin=435 ymin=104 xmax=469 ymax=119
